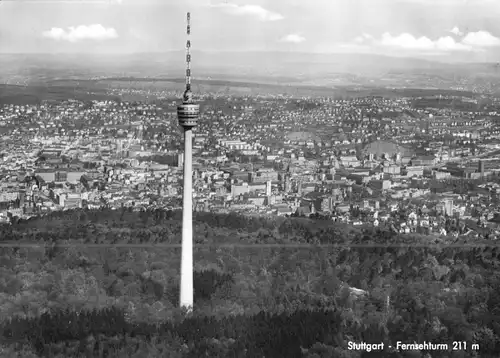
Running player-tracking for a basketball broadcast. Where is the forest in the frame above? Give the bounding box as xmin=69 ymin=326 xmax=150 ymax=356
xmin=0 ymin=208 xmax=499 ymax=357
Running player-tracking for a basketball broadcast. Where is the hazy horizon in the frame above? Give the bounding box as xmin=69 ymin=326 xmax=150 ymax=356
xmin=0 ymin=50 xmax=498 ymax=65
xmin=0 ymin=50 xmax=497 ymax=65
xmin=3 ymin=50 xmax=500 ymax=84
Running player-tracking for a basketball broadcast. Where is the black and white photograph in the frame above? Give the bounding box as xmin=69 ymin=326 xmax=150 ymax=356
xmin=0 ymin=0 xmax=500 ymax=356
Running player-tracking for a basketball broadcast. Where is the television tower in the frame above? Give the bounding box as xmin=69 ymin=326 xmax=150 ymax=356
xmin=177 ymin=11 xmax=199 ymax=312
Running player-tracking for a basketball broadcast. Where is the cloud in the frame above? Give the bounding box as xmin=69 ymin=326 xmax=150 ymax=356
xmin=450 ymin=26 xmax=463 ymax=36
xmin=353 ymin=30 xmax=500 ymax=53
xmin=281 ymin=33 xmax=305 ymax=43
xmin=354 ymin=33 xmax=373 ymax=43
xmin=380 ymin=32 xmax=472 ymax=51
xmin=42 ymin=24 xmax=118 ymax=42
xmin=209 ymin=3 xmax=284 ymax=21
xmin=462 ymin=31 xmax=500 ymax=46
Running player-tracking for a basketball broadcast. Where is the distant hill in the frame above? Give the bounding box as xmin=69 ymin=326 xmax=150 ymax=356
xmin=0 ymin=51 xmax=495 ymax=102
xmin=0 ymin=83 xmax=120 ymax=105
xmin=2 ymin=52 xmax=500 ymax=83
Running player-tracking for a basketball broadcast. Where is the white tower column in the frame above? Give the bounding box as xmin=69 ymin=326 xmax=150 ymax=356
xmin=177 ymin=12 xmax=199 ymax=313
xmin=180 ymin=127 xmax=193 ymax=311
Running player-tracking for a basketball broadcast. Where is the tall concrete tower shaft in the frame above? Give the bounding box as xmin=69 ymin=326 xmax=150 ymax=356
xmin=177 ymin=11 xmax=200 ymax=312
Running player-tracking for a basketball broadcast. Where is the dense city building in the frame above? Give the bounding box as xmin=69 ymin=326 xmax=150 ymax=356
xmin=1 ymin=88 xmax=500 ymax=236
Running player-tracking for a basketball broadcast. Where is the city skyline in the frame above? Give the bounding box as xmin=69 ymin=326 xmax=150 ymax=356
xmin=2 ymin=0 xmax=500 ymax=62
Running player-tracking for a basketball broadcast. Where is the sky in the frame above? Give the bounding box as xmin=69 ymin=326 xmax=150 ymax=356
xmin=1 ymin=0 xmax=500 ymax=62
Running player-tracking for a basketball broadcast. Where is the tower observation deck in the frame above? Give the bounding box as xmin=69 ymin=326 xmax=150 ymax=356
xmin=177 ymin=12 xmax=200 ymax=128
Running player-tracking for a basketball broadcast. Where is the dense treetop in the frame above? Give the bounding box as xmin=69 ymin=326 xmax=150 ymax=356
xmin=0 ymin=208 xmax=499 ymax=357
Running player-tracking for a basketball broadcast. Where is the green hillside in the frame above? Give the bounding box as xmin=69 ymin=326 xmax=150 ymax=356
xmin=0 ymin=209 xmax=499 ymax=357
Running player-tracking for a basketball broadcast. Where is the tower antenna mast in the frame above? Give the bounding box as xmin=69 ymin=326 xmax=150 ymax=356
xmin=186 ymin=12 xmax=192 ymax=94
